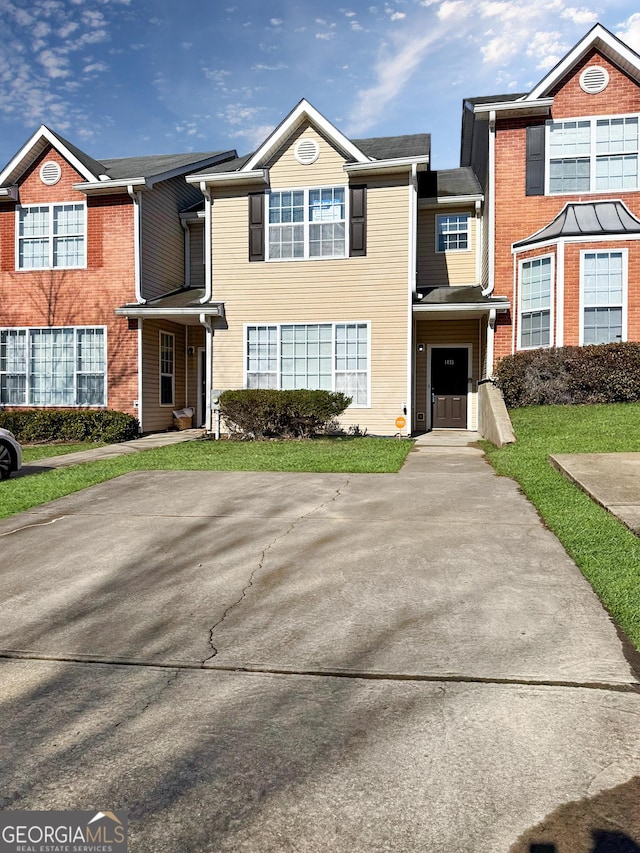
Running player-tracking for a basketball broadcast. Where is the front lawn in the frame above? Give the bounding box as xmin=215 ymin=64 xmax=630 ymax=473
xmin=0 ymin=437 xmax=413 ymax=521
xmin=483 ymin=403 xmax=640 ymax=651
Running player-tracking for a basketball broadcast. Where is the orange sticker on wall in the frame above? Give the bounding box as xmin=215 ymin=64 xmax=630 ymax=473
xmin=395 ymin=416 xmax=406 ymax=430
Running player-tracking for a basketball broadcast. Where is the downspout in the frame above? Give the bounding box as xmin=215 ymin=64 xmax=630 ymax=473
xmin=486 ymin=309 xmax=496 ymax=379
xmin=127 ymin=185 xmax=145 ymax=303
xmin=200 ymin=313 xmax=213 ymax=433
xmin=406 ymin=163 xmax=418 ymax=435
xmin=475 ymin=198 xmax=482 ymax=283
xmin=482 ymin=111 xmax=496 ymax=296
xmin=199 ymin=182 xmax=212 ymax=304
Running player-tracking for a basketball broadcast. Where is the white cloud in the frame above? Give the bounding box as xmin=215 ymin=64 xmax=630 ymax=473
xmin=252 ymin=62 xmax=288 ymax=70
xmin=526 ymin=30 xmax=568 ymax=69
xmin=351 ymin=20 xmax=364 ymax=30
xmin=230 ymin=122 xmax=276 ymax=151
xmin=316 ymin=31 xmax=336 ymax=40
xmin=38 ymin=48 xmax=70 ymax=77
xmin=83 ymin=61 xmax=108 ymax=73
xmin=270 ymin=17 xmax=283 ymax=25
xmin=217 ymin=104 xmax=265 ymax=126
xmin=560 ymin=6 xmax=597 ymax=25
xmin=437 ymin=1 xmax=469 ymax=21
xmin=341 ymin=9 xmax=357 ymax=16
xmin=389 ymin=11 xmax=406 ymax=20
xmin=617 ymin=12 xmax=640 ymax=53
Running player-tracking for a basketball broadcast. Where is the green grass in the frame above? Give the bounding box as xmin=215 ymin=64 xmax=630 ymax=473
xmin=0 ymin=437 xmax=413 ymax=520
xmin=482 ymin=402 xmax=640 ymax=651
xmin=21 ymin=442 xmax=105 ymax=462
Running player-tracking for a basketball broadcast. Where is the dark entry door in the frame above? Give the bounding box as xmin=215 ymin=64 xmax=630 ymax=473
xmin=431 ymin=347 xmax=468 ymax=429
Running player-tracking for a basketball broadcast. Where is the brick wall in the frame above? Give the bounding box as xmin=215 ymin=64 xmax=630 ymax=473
xmin=0 ymin=145 xmax=139 ymax=416
xmin=492 ymin=49 xmax=640 ymax=365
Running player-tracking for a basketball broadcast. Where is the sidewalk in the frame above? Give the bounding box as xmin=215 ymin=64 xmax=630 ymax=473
xmin=17 ymin=428 xmax=205 ymax=476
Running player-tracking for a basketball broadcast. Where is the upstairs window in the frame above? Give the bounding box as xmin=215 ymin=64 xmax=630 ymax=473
xmin=519 ymin=256 xmax=553 ymax=349
xmin=580 ymin=251 xmax=626 ymax=345
xmin=436 ymin=214 xmax=469 ymax=252
xmin=17 ymin=203 xmax=86 ymax=270
xmin=548 ymin=116 xmax=639 ymax=194
xmin=159 ymin=332 xmax=175 ymax=406
xmin=267 ymin=187 xmax=346 ymax=260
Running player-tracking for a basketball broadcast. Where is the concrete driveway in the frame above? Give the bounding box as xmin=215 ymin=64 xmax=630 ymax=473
xmin=0 ymin=441 xmax=639 ymax=851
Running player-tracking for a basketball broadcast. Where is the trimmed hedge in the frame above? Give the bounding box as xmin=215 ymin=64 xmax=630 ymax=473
xmin=220 ymin=389 xmax=352 ymax=438
xmin=496 ymin=343 xmax=640 ymax=408
xmin=0 ymin=409 xmax=140 ymax=444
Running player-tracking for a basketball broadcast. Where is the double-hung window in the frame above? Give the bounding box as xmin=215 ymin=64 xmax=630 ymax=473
xmin=159 ymin=332 xmax=175 ymax=406
xmin=519 ymin=256 xmax=553 ymax=349
xmin=580 ymin=251 xmax=626 ymax=345
xmin=246 ymin=322 xmax=369 ymax=405
xmin=17 ymin=203 xmax=86 ymax=270
xmin=0 ymin=326 xmax=106 ymax=406
xmin=548 ymin=116 xmax=639 ymax=193
xmin=267 ymin=187 xmax=346 ymax=259
xmin=436 ymin=214 xmax=469 ymax=252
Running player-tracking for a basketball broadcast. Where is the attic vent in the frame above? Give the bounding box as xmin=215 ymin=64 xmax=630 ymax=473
xmin=40 ymin=161 xmax=61 ymax=186
xmin=294 ymin=138 xmax=319 ymax=165
xmin=579 ymin=65 xmax=609 ymax=94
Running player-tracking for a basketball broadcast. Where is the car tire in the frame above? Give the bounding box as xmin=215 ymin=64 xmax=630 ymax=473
xmin=0 ymin=440 xmax=15 ymax=480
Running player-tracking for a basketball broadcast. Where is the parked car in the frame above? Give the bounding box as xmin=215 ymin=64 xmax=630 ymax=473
xmin=0 ymin=428 xmax=22 ymax=480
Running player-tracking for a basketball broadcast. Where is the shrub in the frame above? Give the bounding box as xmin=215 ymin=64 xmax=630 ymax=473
xmin=496 ymin=343 xmax=640 ymax=408
xmin=219 ymin=389 xmax=352 ymax=438
xmin=0 ymin=409 xmax=140 ymax=444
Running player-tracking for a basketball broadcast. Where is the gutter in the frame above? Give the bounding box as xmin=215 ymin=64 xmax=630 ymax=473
xmin=344 ymin=156 xmax=430 ymax=175
xmin=0 ymin=186 xmax=18 ymax=201
xmin=482 ymin=110 xmax=496 ymax=296
xmin=186 ymin=169 xmax=268 ymax=187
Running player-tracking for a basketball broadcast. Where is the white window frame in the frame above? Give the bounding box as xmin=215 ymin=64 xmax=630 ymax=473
xmin=15 ymin=202 xmax=87 ymax=271
xmin=266 ymin=185 xmax=349 ymax=261
xmin=435 ymin=213 xmax=470 ymax=253
xmin=0 ymin=325 xmax=107 ymax=407
xmin=517 ymin=254 xmax=555 ymax=350
xmin=159 ymin=331 xmax=175 ymax=407
xmin=545 ymin=113 xmax=640 ymax=195
xmin=244 ymin=321 xmax=371 ymax=407
xmin=579 ymin=249 xmax=628 ymax=346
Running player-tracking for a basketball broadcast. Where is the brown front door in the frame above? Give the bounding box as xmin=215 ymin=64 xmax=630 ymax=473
xmin=431 ymin=347 xmax=468 ymax=429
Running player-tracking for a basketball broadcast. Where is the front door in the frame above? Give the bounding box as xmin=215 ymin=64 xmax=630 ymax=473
xmin=431 ymin=347 xmax=468 ymax=429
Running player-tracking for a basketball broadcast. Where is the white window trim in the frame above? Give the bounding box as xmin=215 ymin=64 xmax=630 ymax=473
xmin=159 ymin=331 xmax=176 ymax=407
xmin=545 ymin=112 xmax=640 ymax=196
xmin=435 ymin=213 xmax=471 ymax=253
xmin=243 ymin=321 xmax=371 ymax=408
xmin=578 ymin=248 xmax=628 ymax=346
xmin=15 ymin=201 xmax=87 ymax=271
xmin=265 ymin=185 xmax=349 ymax=262
xmin=517 ymin=253 xmax=555 ymax=350
xmin=0 ymin=324 xmax=107 ymax=407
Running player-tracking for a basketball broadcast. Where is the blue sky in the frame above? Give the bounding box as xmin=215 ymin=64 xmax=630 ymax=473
xmin=1 ymin=0 xmax=640 ymax=170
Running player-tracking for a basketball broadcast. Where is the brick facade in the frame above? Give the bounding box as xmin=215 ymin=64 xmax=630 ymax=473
xmin=492 ymin=48 xmax=640 ymax=364
xmin=0 ymin=145 xmax=139 ymax=416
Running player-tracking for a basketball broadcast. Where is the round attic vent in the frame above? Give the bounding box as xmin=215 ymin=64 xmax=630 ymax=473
xmin=294 ymin=138 xmax=319 ymax=165
xmin=579 ymin=65 xmax=609 ymax=94
xmin=40 ymin=161 xmax=62 ymax=186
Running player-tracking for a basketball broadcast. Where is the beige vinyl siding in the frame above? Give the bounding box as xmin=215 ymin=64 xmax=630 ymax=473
xmin=413 ymin=317 xmax=481 ymax=430
xmin=267 ymin=123 xmax=347 ymax=188
xmin=209 ymin=130 xmax=412 ymax=435
xmin=188 ymin=222 xmax=205 ymax=288
xmin=140 ymin=178 xmax=202 ymax=300
xmin=417 ymin=207 xmax=477 ymax=288
xmin=140 ymin=319 xmax=186 ymax=432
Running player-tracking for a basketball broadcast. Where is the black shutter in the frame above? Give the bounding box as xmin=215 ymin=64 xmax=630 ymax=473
xmin=349 ymin=185 xmax=367 ymax=257
xmin=248 ymin=192 xmax=265 ymax=262
xmin=526 ymin=125 xmax=545 ymax=196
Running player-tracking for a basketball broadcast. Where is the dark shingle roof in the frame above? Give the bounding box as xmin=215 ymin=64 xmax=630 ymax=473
xmin=514 ymin=201 xmax=640 ymax=248
xmin=45 ymin=127 xmax=107 ymax=179
xmin=99 ymin=151 xmax=234 ymax=180
xmin=189 ymin=153 xmax=254 ymax=177
xmin=464 ymin=93 xmax=528 ymax=106
xmin=414 ymin=285 xmax=508 ymax=306
xmin=419 ymin=167 xmax=482 ymax=199
xmin=351 ymin=134 xmax=430 ymax=160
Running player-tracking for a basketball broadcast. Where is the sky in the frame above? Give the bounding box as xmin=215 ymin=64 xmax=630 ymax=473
xmin=1 ymin=0 xmax=640 ymax=171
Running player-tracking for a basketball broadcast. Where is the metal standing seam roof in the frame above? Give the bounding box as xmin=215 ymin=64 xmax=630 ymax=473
xmin=513 ymin=201 xmax=640 ymax=248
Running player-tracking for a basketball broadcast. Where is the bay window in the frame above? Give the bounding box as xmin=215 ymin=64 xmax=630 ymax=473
xmin=0 ymin=327 xmax=106 ymax=406
xmin=246 ymin=322 xmax=369 ymax=405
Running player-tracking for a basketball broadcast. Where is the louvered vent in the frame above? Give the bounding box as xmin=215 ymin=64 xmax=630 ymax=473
xmin=579 ymin=66 xmax=609 ymax=94
xmin=40 ymin=161 xmax=61 ymax=185
xmin=294 ymin=138 xmax=319 ymax=165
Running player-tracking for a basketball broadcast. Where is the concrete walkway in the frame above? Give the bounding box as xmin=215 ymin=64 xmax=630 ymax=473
xmin=0 ymin=432 xmax=639 ymax=851
xmin=551 ymin=451 xmax=640 ymax=535
xmin=16 ymin=428 xmax=205 ymax=476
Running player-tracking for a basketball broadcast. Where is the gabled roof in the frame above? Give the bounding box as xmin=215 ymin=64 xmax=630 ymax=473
xmin=527 ymin=23 xmax=640 ymax=100
xmin=187 ymin=99 xmax=430 ymax=185
xmin=514 ymin=201 xmax=640 ymax=249
xmin=0 ymin=124 xmax=237 ymax=195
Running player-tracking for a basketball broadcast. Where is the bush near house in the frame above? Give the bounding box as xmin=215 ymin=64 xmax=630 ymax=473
xmin=220 ymin=389 xmax=352 ymax=438
xmin=0 ymin=409 xmax=140 ymax=444
xmin=496 ymin=343 xmax=640 ymax=408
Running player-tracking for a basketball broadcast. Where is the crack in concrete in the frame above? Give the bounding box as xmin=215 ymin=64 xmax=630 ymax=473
xmin=202 ymin=478 xmax=351 ymax=666
xmin=0 ymin=516 xmax=64 ymax=537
